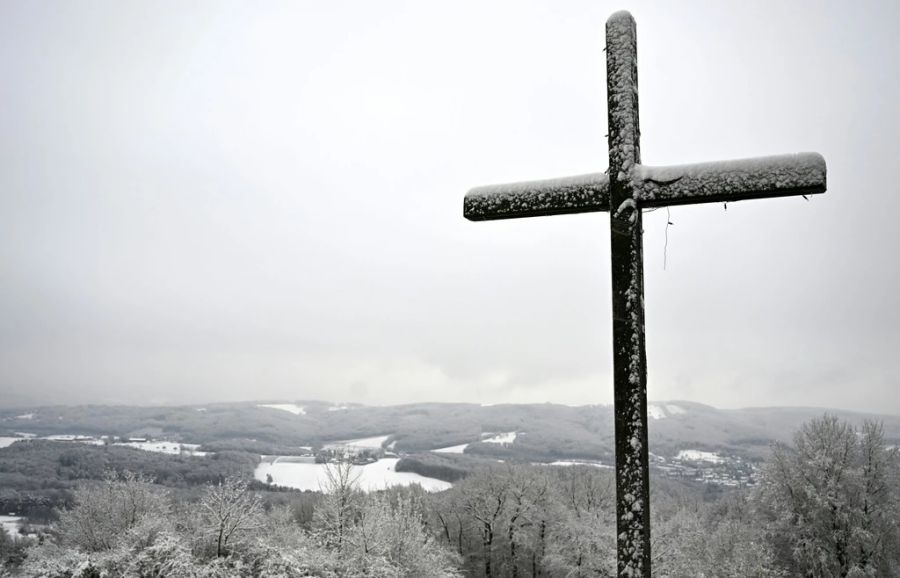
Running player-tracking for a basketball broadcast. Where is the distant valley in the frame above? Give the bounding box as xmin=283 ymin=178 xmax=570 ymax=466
xmin=3 ymin=399 xmax=900 ymax=576
xmin=3 ymin=399 xmax=899 ymax=489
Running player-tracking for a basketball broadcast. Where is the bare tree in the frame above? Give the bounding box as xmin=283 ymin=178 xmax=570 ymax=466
xmin=345 ymin=490 xmax=460 ymax=577
xmin=58 ymin=470 xmax=170 ymax=552
xmin=855 ymin=420 xmax=899 ymax=574
xmin=199 ymin=476 xmax=264 ymax=557
xmin=460 ymin=468 xmax=510 ymax=578
xmin=756 ymin=415 xmax=900 ymax=577
xmin=544 ymin=466 xmax=616 ymax=577
xmin=651 ymin=494 xmax=785 ymax=578
xmin=313 ymin=455 xmax=362 ymax=550
xmin=429 ymin=487 xmax=472 ymax=558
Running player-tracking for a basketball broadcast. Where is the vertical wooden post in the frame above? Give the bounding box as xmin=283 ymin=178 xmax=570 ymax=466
xmin=606 ymin=11 xmax=651 ymax=577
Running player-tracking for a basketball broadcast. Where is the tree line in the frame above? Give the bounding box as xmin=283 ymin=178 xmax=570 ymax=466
xmin=0 ymin=441 xmax=259 ymax=523
xmin=1 ymin=414 xmax=898 ymax=577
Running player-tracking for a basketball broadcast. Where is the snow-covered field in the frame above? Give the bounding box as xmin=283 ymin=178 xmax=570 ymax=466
xmin=648 ymin=403 xmax=687 ymax=419
xmin=432 ymin=431 xmax=519 ymax=454
xmin=676 ymin=449 xmax=723 ymax=464
xmin=43 ymin=434 xmax=105 ymax=445
xmin=0 ymin=437 xmax=23 ymax=448
xmin=432 ymin=443 xmax=469 ymax=454
xmin=257 ymin=403 xmax=306 ymax=416
xmin=2 ymin=433 xmax=104 ymax=446
xmin=255 ymin=458 xmax=451 ymax=492
xmin=482 ymin=432 xmax=517 ymax=444
xmin=547 ymin=460 xmax=612 ymax=469
xmin=115 ymin=441 xmax=208 ymax=456
xmin=0 ymin=516 xmax=22 ymax=538
xmin=1 ymin=432 xmax=210 ymax=457
xmin=324 ymin=435 xmax=391 ymax=451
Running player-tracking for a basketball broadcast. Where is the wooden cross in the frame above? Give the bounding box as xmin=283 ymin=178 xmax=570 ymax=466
xmin=463 ymin=11 xmax=826 ymax=577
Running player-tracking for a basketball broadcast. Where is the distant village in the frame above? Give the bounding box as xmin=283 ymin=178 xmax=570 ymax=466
xmin=313 ymin=444 xmax=394 ymax=465
xmin=652 ymin=450 xmax=759 ymax=488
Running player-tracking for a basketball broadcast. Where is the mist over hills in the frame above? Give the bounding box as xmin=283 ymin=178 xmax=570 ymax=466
xmin=3 ymin=400 xmax=899 ymax=464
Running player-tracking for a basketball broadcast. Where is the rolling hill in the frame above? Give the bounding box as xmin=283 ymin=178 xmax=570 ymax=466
xmin=2 ymin=400 xmax=898 ymax=465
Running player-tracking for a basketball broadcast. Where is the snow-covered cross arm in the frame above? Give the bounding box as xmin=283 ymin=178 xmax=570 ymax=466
xmin=463 ymin=152 xmax=825 ymax=221
xmin=463 ymin=172 xmax=610 ymax=221
xmin=636 ymin=152 xmax=826 ymax=208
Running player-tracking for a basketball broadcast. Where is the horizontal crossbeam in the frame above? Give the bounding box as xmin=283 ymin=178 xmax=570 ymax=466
xmin=463 ymin=173 xmax=609 ymax=221
xmin=636 ymin=152 xmax=826 ymax=208
xmin=463 ymin=152 xmax=825 ymax=221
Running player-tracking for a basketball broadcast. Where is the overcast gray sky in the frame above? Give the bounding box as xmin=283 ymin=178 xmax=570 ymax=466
xmin=1 ymin=0 xmax=898 ymax=411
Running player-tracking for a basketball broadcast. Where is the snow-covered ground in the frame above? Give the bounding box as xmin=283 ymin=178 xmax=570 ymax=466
xmin=2 ymin=433 xmax=104 ymax=446
xmin=327 ymin=405 xmax=349 ymax=412
xmin=432 ymin=443 xmax=469 ymax=454
xmin=2 ymin=431 xmax=210 ymax=456
xmin=0 ymin=437 xmax=23 ymax=448
xmin=257 ymin=403 xmax=306 ymax=416
xmin=546 ymin=460 xmax=611 ymax=469
xmin=648 ymin=405 xmax=665 ymax=419
xmin=255 ymin=458 xmax=451 ymax=492
xmin=676 ymin=449 xmax=723 ymax=464
xmin=115 ymin=441 xmax=208 ymax=456
xmin=432 ymin=431 xmax=518 ymax=453
xmin=482 ymin=432 xmax=517 ymax=444
xmin=1 ymin=434 xmax=209 ymax=456
xmin=648 ymin=403 xmax=687 ymax=419
xmin=43 ymin=434 xmax=104 ymax=445
xmin=324 ymin=435 xmax=391 ymax=451
xmin=0 ymin=516 xmax=22 ymax=538
xmin=15 ymin=413 xmax=34 ymax=420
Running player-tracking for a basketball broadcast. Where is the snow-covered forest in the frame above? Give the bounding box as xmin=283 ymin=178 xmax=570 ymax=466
xmin=0 ymin=415 xmax=897 ymax=577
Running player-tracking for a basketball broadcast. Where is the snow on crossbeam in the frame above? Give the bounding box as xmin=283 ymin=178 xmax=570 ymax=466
xmin=636 ymin=152 xmax=826 ymax=207
xmin=464 ymin=172 xmax=609 ymax=221
xmin=464 ymin=153 xmax=824 ymax=221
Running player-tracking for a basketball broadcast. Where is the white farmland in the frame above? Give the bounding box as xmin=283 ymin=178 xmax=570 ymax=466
xmin=431 ymin=431 xmax=519 ymax=454
xmin=255 ymin=457 xmax=451 ymax=493
xmin=323 ymin=434 xmax=391 ymax=451
xmin=482 ymin=432 xmax=517 ymax=445
xmin=0 ymin=437 xmax=23 ymax=449
xmin=432 ymin=443 xmax=469 ymax=454
xmin=115 ymin=441 xmax=208 ymax=456
xmin=648 ymin=403 xmax=687 ymax=419
xmin=0 ymin=515 xmax=22 ymax=539
xmin=257 ymin=403 xmax=306 ymax=416
xmin=676 ymin=449 xmax=724 ymax=464
xmin=547 ymin=460 xmax=612 ymax=469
